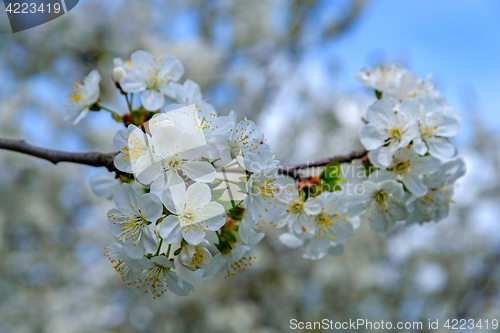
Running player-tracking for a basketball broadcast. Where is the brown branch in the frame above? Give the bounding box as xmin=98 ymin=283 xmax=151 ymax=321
xmin=0 ymin=138 xmax=132 ymax=178
xmin=278 ymin=149 xmax=367 ymax=179
xmin=0 ymin=138 xmax=366 ymax=180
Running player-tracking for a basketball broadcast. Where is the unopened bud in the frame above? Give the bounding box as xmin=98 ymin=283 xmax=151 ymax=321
xmin=112 ymin=67 xmax=125 ymax=83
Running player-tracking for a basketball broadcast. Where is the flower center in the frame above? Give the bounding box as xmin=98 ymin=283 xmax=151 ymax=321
xmin=287 ymin=200 xmax=305 ymax=214
xmin=163 ymin=155 xmax=182 ymax=172
xmin=127 ymin=136 xmax=147 ymax=160
xmin=395 ymin=160 xmax=411 ymax=175
xmin=315 ymin=213 xmax=344 ymax=241
xmin=376 ymin=191 xmax=386 ymax=204
xmin=179 ymin=208 xmax=197 ymax=227
xmin=420 ymin=123 xmax=438 ymax=141
xmin=67 ymin=83 xmax=84 ymax=103
xmin=389 ymin=128 xmax=403 ymax=142
xmin=191 ymin=247 xmax=206 ymax=266
xmin=257 ymin=178 xmax=277 ymax=200
xmin=145 ymin=67 xmax=169 ymax=90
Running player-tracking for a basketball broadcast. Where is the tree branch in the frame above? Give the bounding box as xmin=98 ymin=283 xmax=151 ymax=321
xmin=278 ymin=149 xmax=367 ymax=179
xmin=0 ymin=138 xmax=132 ymax=178
xmin=0 ymin=138 xmax=366 ymax=180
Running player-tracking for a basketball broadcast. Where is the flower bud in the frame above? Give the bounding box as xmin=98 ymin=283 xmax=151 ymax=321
xmin=112 ymin=66 xmax=125 ymax=83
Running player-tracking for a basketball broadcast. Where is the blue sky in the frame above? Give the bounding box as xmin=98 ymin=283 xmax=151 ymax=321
xmin=326 ymin=0 xmax=500 ymax=142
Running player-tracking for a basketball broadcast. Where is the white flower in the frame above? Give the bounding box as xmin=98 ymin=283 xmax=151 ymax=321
xmin=175 ymin=79 xmax=206 ymax=106
xmin=216 ymin=111 xmax=277 ymax=172
xmin=385 ymin=71 xmax=447 ymax=105
xmin=159 ymin=182 xmax=225 ymax=245
xmin=278 ymin=232 xmax=346 ymax=260
xmin=271 ymin=176 xmax=322 ymax=236
xmin=359 ymin=98 xmax=420 ymax=166
xmin=244 ymin=166 xmax=280 ymax=221
xmin=89 ymin=172 xmax=120 ymax=200
xmin=412 ymin=98 xmax=461 ymax=161
xmin=349 ymin=180 xmax=408 ymax=232
xmin=120 ymin=50 xmax=184 ymax=111
xmin=406 ymin=158 xmax=466 ymax=225
xmin=238 ymin=208 xmax=266 ymax=245
xmin=202 ymin=240 xmax=262 ymax=279
xmin=65 ymin=70 xmax=101 ymax=124
xmin=113 ymin=125 xmax=154 ymax=174
xmin=103 ymin=242 xmax=146 ymax=285
xmin=178 ymin=239 xmax=212 ymax=271
xmin=107 ymin=184 xmax=162 ymax=259
xmin=137 ymin=124 xmax=215 ymax=191
xmin=369 ymin=146 xmax=441 ymax=197
xmin=134 ymin=256 xmax=195 ymax=298
xmin=353 ymin=64 xmax=406 ymax=92
xmin=279 ymin=192 xmax=354 ymax=260
xmin=153 ymin=104 xmax=232 ymax=161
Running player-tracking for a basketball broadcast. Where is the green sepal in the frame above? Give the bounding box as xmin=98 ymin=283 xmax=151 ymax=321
xmin=375 ymin=90 xmax=383 ymax=99
xmin=112 ymin=113 xmax=124 ymax=123
xmin=88 ymin=103 xmax=101 ymax=111
xmin=227 ymin=206 xmax=245 ymax=221
xmin=173 ymin=247 xmax=182 ymax=256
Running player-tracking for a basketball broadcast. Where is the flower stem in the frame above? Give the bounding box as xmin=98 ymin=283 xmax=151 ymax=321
xmin=153 ymin=238 xmax=163 ymax=256
xmin=125 ymin=94 xmax=133 ymax=113
xmin=216 ymin=160 xmax=239 ymax=171
xmin=166 ymin=244 xmax=172 ymax=257
xmin=98 ymin=105 xmax=122 ymax=119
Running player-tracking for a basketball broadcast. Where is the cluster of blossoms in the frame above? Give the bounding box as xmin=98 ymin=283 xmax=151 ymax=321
xmin=67 ymin=54 xmax=465 ymax=298
xmin=352 ymin=64 xmax=465 ymax=232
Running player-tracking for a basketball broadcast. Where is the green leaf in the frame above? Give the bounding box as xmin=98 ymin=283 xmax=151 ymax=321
xmin=320 ymin=159 xmax=346 ymax=192
xmin=320 ymin=160 xmax=341 ymax=181
xmin=211 ymin=187 xmax=228 ymax=201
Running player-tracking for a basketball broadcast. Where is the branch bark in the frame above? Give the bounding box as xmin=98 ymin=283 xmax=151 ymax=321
xmin=0 ymin=138 xmax=366 ymax=180
xmin=0 ymin=138 xmax=132 ymax=178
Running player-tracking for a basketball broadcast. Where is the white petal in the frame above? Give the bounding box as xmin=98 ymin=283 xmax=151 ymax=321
xmin=428 ymin=138 xmax=456 ymax=161
xmin=166 ymin=271 xmax=194 ymax=296
xmin=278 ymin=232 xmax=303 ymax=248
xmin=379 ymin=180 xmax=405 ymax=200
xmin=359 ymin=124 xmax=386 ymax=150
xmin=159 ymin=215 xmax=182 ymax=244
xmin=161 ymin=175 xmax=186 ymax=213
xmin=141 ymin=90 xmax=165 ymax=111
xmin=185 ymin=182 xmax=212 ymax=209
xmin=183 ymin=227 xmax=205 ymax=245
xmin=89 ymin=172 xmax=120 ymax=199
xmin=403 ymin=176 xmax=427 ymax=198
xmin=202 ymin=254 xmax=227 ymax=278
xmin=412 ymin=137 xmax=428 ymax=155
xmin=139 ymin=193 xmax=163 ymax=222
xmin=182 ymin=161 xmax=216 ymax=183
xmin=113 ymin=183 xmax=139 ymax=213
xmin=369 ymin=206 xmax=396 ymax=232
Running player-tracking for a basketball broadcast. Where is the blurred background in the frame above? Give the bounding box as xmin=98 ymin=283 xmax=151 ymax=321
xmin=1 ymin=0 xmax=500 ymax=332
